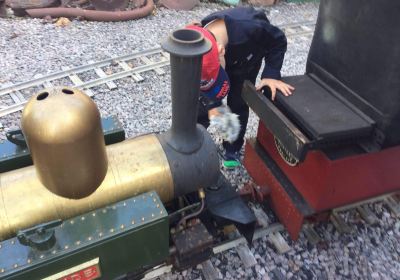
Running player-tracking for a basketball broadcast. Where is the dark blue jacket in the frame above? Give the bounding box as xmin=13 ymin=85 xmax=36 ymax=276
xmin=201 ymin=7 xmax=287 ymax=80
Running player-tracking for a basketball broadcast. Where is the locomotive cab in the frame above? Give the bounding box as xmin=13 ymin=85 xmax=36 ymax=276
xmin=243 ymin=0 xmax=400 ymax=239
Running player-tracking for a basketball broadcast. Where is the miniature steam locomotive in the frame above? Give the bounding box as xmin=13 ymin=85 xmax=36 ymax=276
xmin=0 ymin=0 xmax=399 ymax=279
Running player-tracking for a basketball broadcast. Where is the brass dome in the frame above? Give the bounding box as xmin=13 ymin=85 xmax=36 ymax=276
xmin=21 ymin=87 xmax=108 ymax=199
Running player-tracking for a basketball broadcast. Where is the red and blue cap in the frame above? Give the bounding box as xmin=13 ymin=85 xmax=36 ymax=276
xmin=186 ymin=25 xmax=230 ymax=100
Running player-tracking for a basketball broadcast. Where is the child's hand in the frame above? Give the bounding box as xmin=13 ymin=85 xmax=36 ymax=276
xmin=256 ymin=78 xmax=294 ymax=101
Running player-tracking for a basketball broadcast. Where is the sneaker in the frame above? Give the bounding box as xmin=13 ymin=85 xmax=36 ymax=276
xmin=222 ymin=150 xmax=241 ymax=169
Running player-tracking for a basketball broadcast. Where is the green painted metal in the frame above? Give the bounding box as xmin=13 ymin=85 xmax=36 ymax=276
xmin=0 ymin=191 xmax=169 ymax=280
xmin=0 ymin=115 xmax=125 ymax=173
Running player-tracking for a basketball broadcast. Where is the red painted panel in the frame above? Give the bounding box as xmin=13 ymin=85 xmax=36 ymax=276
xmin=244 ymin=141 xmax=304 ymax=240
xmin=257 ymin=122 xmax=400 ymax=210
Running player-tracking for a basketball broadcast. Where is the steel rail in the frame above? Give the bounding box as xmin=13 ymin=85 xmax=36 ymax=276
xmin=0 ymin=21 xmax=316 ymax=119
xmin=0 ymin=59 xmax=169 ymax=117
xmin=0 ymin=47 xmax=164 ymax=97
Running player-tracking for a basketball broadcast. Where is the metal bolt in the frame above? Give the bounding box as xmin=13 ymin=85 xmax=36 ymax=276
xmin=27 ymin=259 xmax=31 ymax=264
xmin=88 ymin=237 xmax=92 ymax=241
xmin=153 ymin=198 xmax=157 ymax=202
xmin=52 ymin=250 xmax=57 ymax=254
xmin=141 ymin=217 xmax=145 ymax=222
xmin=110 ymin=228 xmax=114 ymax=233
xmin=64 ymin=245 xmax=69 ymax=250
xmin=40 ymin=255 xmax=44 ymax=259
xmin=81 ymin=217 xmax=85 ymax=221
xmin=70 ymin=220 xmax=74 ymax=224
xmin=102 ymin=209 xmax=107 ymax=213
xmin=156 ymin=204 xmax=160 ymax=208
xmin=11 ymin=240 xmax=15 ymax=245
xmin=120 ymin=224 xmax=125 ymax=229
xmin=133 ymin=199 xmax=136 ymax=203
xmin=151 ymin=213 xmax=155 ymax=217
xmin=123 ymin=202 xmax=126 ymax=207
xmin=131 ymin=220 xmax=135 ymax=225
xmin=160 ymin=210 xmax=164 ymax=214
xmin=13 ymin=264 xmax=18 ymax=268
xmin=92 ymin=213 xmax=96 ymax=217
xmin=76 ymin=241 xmax=81 ymax=245
xmin=112 ymin=206 xmax=116 ymax=210
xmin=150 ymin=193 xmax=153 ymax=196
xmin=0 ymin=269 xmax=4 ymax=273
xmin=98 ymin=232 xmax=103 ymax=237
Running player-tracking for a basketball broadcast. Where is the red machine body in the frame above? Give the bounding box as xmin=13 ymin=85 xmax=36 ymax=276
xmin=242 ymin=0 xmax=400 ymax=239
xmin=244 ymin=123 xmax=400 ymax=239
xmin=257 ymin=123 xmax=400 ymax=211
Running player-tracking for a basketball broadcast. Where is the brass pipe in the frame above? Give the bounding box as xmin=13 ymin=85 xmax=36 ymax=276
xmin=0 ymin=134 xmax=174 ymax=240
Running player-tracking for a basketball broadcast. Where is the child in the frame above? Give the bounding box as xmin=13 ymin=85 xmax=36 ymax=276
xmin=187 ymin=7 xmax=294 ymax=168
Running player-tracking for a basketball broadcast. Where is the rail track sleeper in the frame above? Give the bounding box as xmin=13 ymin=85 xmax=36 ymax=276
xmin=94 ymin=68 xmax=118 ymax=90
xmin=384 ymin=196 xmax=400 ymax=217
xmin=357 ymin=205 xmax=379 ymax=225
xmin=251 ymin=205 xmax=270 ymax=228
xmin=43 ymin=81 xmax=54 ymax=88
xmin=62 ymin=66 xmax=94 ymax=97
xmin=289 ymin=30 xmax=314 ymax=37
xmin=279 ymin=20 xmax=315 ymax=29
xmin=283 ymin=27 xmax=296 ymax=36
xmin=212 ymin=223 xmax=284 ymax=254
xmin=161 ymin=51 xmax=170 ymax=59
xmin=140 ymin=264 xmax=173 ymax=280
xmin=330 ymin=212 xmax=352 ymax=234
xmin=253 ymin=223 xmax=285 ymax=240
xmin=201 ymin=260 xmax=220 ymax=280
xmin=334 ymin=193 xmax=397 ymax=212
xmin=118 ymin=61 xmax=144 ymax=82
xmin=300 ymin=25 xmax=312 ymax=31
xmin=302 ymin=224 xmax=322 ymax=245
xmin=140 ymin=56 xmax=165 ymax=75
xmin=236 ymin=243 xmax=257 ymax=268
xmin=9 ymin=92 xmax=24 ymax=104
xmin=267 ymin=232 xmax=291 ymax=254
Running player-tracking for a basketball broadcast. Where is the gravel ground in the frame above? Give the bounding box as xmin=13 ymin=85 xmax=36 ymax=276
xmin=1 ymin=1 xmax=399 ymax=280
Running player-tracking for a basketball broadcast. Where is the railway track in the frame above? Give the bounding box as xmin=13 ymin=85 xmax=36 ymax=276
xmin=138 ymin=190 xmax=399 ymax=280
xmin=0 ymin=20 xmax=315 ymax=120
